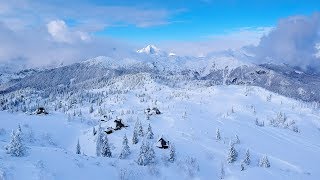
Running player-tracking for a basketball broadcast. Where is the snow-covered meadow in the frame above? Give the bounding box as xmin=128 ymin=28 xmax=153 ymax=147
xmin=1 ymin=84 xmax=320 ymax=180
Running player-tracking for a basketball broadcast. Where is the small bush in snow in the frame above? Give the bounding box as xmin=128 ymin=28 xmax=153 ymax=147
xmin=255 ymin=118 xmax=264 ymax=127
xmin=216 ymin=128 xmax=221 ymax=141
xmin=241 ymin=163 xmax=245 ymax=171
xmin=292 ymin=125 xmax=300 ymax=133
xmin=259 ymin=155 xmax=270 ymax=168
xmin=234 ymin=135 xmax=240 ymax=144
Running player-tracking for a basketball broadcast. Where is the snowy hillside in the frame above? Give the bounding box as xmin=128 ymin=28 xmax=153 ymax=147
xmin=1 ymin=48 xmax=320 ymax=180
xmin=1 ymin=74 xmax=320 ymax=179
xmin=2 ymin=50 xmax=320 ymax=102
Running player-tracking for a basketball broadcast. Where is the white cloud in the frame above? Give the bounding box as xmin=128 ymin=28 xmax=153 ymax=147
xmin=252 ymin=13 xmax=320 ymax=72
xmin=47 ymin=20 xmax=71 ymax=43
xmin=161 ymin=27 xmax=272 ymax=56
xmin=0 ymin=21 xmax=135 ymax=68
xmin=47 ymin=20 xmax=90 ymax=43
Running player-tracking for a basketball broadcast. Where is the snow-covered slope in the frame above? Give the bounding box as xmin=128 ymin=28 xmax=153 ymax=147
xmin=2 ymin=50 xmax=320 ymax=102
xmin=1 ymin=46 xmax=320 ymax=179
xmin=0 ymin=84 xmax=320 ymax=180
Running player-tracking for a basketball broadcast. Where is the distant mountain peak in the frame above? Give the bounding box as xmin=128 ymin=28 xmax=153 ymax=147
xmin=137 ymin=45 xmax=161 ymax=55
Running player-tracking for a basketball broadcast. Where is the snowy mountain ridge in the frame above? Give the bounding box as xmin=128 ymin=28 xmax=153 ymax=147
xmin=1 ymin=47 xmax=320 ymax=102
xmin=137 ymin=45 xmax=162 ymax=55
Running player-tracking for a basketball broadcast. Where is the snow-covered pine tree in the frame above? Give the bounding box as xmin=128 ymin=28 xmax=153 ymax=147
xmin=220 ymin=163 xmax=225 ymax=179
xmin=101 ymin=134 xmax=112 ymax=157
xmin=145 ymin=141 xmax=156 ymax=164
xmin=6 ymin=127 xmax=25 ymax=157
xmin=168 ymin=143 xmax=176 ymax=163
xmin=17 ymin=124 xmax=22 ymax=134
xmin=76 ymin=139 xmax=81 ymax=154
xmin=227 ymin=142 xmax=238 ymax=163
xmin=259 ymin=155 xmax=270 ymax=168
xmin=119 ymin=134 xmax=130 ymax=159
xmin=216 ymin=128 xmax=221 ymax=141
xmin=234 ymin=135 xmax=240 ymax=144
xmin=243 ymin=149 xmax=250 ymax=165
xmin=138 ymin=122 xmax=144 ymax=137
xmin=137 ymin=142 xmax=147 ymax=166
xmin=146 ymin=123 xmax=154 ymax=139
xmin=96 ymin=130 xmax=103 ymax=157
xmin=132 ymin=129 xmax=139 ymax=144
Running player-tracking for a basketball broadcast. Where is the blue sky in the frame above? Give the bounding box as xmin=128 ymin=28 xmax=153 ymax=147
xmin=0 ymin=0 xmax=319 ymax=66
xmin=1 ymin=0 xmax=319 ymax=43
xmin=88 ymin=0 xmax=320 ymax=42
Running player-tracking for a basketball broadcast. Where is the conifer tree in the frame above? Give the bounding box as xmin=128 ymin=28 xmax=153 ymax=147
xmin=6 ymin=127 xmax=25 ymax=157
xmin=101 ymin=134 xmax=112 ymax=157
xmin=216 ymin=128 xmax=221 ymax=141
xmin=259 ymin=155 xmax=270 ymax=168
xmin=146 ymin=123 xmax=154 ymax=139
xmin=243 ymin=149 xmax=250 ymax=165
xmin=119 ymin=134 xmax=130 ymax=159
xmin=145 ymin=141 xmax=156 ymax=164
xmin=168 ymin=143 xmax=176 ymax=163
xmin=96 ymin=130 xmax=103 ymax=156
xmin=76 ymin=139 xmax=81 ymax=154
xmin=137 ymin=142 xmax=147 ymax=166
xmin=227 ymin=142 xmax=238 ymax=163
xmin=132 ymin=129 xmax=139 ymax=144
xmin=138 ymin=122 xmax=144 ymax=137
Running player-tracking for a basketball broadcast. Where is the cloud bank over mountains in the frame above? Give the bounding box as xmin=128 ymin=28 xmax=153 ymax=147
xmin=251 ymin=13 xmax=320 ymax=71
xmin=0 ymin=19 xmax=134 ymax=68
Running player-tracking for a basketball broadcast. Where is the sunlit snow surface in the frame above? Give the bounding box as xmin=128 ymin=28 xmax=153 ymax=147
xmin=1 ymin=85 xmax=320 ymax=180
